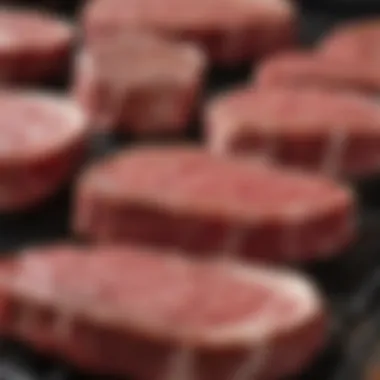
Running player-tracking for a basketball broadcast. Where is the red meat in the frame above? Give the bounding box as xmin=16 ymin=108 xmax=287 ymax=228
xmin=73 ymin=146 xmax=356 ymax=262
xmin=72 ymin=32 xmax=207 ymax=135
xmin=318 ymin=19 xmax=380 ymax=66
xmin=206 ymin=87 xmax=380 ymax=178
xmin=81 ymin=0 xmax=297 ymax=66
xmin=0 ymin=90 xmax=88 ymax=212
xmin=0 ymin=8 xmax=75 ymax=84
xmin=0 ymin=244 xmax=327 ymax=379
xmin=254 ymin=51 xmax=380 ymax=94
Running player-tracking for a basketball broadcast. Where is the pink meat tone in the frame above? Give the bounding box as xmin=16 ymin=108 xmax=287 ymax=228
xmin=81 ymin=0 xmax=297 ymax=66
xmin=0 ymin=90 xmax=88 ymax=212
xmin=319 ymin=19 xmax=380 ymax=66
xmin=254 ymin=51 xmax=380 ymax=94
xmin=72 ymin=32 xmax=206 ymax=136
xmin=206 ymin=87 xmax=380 ymax=178
xmin=0 ymin=244 xmax=327 ymax=379
xmin=0 ymin=8 xmax=75 ymax=84
xmin=73 ymin=146 xmax=356 ymax=262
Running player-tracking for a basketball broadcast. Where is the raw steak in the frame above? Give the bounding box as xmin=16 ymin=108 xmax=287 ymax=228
xmin=0 ymin=244 xmax=327 ymax=379
xmin=73 ymin=146 xmax=355 ymax=262
xmin=81 ymin=0 xmax=297 ymax=66
xmin=0 ymin=90 xmax=88 ymax=212
xmin=0 ymin=8 xmax=75 ymax=84
xmin=72 ymin=32 xmax=206 ymax=135
xmin=254 ymin=51 xmax=380 ymax=94
xmin=318 ymin=19 xmax=380 ymax=67
xmin=206 ymin=87 xmax=380 ymax=178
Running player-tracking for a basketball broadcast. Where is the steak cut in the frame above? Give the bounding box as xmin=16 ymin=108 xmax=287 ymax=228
xmin=318 ymin=19 xmax=380 ymax=67
xmin=206 ymin=87 xmax=380 ymax=178
xmin=0 ymin=90 xmax=88 ymax=212
xmin=254 ymin=50 xmax=380 ymax=94
xmin=72 ymin=32 xmax=207 ymax=135
xmin=81 ymin=0 xmax=297 ymax=66
xmin=0 ymin=244 xmax=327 ymax=379
xmin=0 ymin=8 xmax=75 ymax=84
xmin=73 ymin=146 xmax=356 ymax=262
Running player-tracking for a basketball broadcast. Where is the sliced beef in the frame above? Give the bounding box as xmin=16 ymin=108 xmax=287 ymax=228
xmin=0 ymin=8 xmax=75 ymax=84
xmin=72 ymin=32 xmax=206 ymax=136
xmin=73 ymin=146 xmax=355 ymax=262
xmin=0 ymin=244 xmax=327 ymax=379
xmin=254 ymin=50 xmax=380 ymax=94
xmin=206 ymin=87 xmax=380 ymax=178
xmin=0 ymin=90 xmax=88 ymax=212
xmin=81 ymin=0 xmax=297 ymax=66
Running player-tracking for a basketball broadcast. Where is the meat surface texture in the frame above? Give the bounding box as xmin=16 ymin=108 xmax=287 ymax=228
xmin=0 ymin=8 xmax=74 ymax=84
xmin=318 ymin=19 xmax=380 ymax=66
xmin=73 ymin=146 xmax=356 ymax=262
xmin=81 ymin=0 xmax=297 ymax=65
xmin=0 ymin=244 xmax=327 ymax=379
xmin=206 ymin=87 xmax=380 ymax=178
xmin=254 ymin=51 xmax=380 ymax=94
xmin=72 ymin=32 xmax=207 ymax=135
xmin=0 ymin=90 xmax=88 ymax=212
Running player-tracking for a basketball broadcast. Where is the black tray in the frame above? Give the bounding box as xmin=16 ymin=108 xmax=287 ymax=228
xmin=1 ymin=2 xmax=380 ymax=380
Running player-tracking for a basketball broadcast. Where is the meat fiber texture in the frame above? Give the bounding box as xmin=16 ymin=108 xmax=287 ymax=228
xmin=206 ymin=87 xmax=380 ymax=178
xmin=254 ymin=50 xmax=380 ymax=95
xmin=0 ymin=8 xmax=75 ymax=84
xmin=81 ymin=0 xmax=297 ymax=66
xmin=72 ymin=32 xmax=207 ymax=136
xmin=0 ymin=244 xmax=327 ymax=379
xmin=318 ymin=19 xmax=380 ymax=66
xmin=0 ymin=90 xmax=88 ymax=212
xmin=73 ymin=146 xmax=356 ymax=262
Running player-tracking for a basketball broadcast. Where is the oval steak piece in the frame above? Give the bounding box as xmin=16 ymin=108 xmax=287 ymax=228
xmin=72 ymin=32 xmax=207 ymax=136
xmin=206 ymin=87 xmax=380 ymax=178
xmin=0 ymin=244 xmax=327 ymax=380
xmin=81 ymin=0 xmax=297 ymax=66
xmin=0 ymin=8 xmax=75 ymax=84
xmin=73 ymin=146 xmax=356 ymax=262
xmin=0 ymin=90 xmax=88 ymax=212
xmin=254 ymin=51 xmax=380 ymax=95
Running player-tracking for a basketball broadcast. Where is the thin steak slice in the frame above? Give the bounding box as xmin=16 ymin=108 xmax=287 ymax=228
xmin=0 ymin=8 xmax=75 ymax=84
xmin=0 ymin=244 xmax=327 ymax=380
xmin=254 ymin=50 xmax=380 ymax=94
xmin=0 ymin=90 xmax=88 ymax=212
xmin=72 ymin=32 xmax=206 ymax=136
xmin=206 ymin=87 xmax=380 ymax=178
xmin=81 ymin=0 xmax=296 ymax=66
xmin=73 ymin=146 xmax=355 ymax=262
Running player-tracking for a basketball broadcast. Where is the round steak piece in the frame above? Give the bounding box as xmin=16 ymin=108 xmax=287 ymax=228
xmin=81 ymin=0 xmax=297 ymax=66
xmin=73 ymin=146 xmax=356 ymax=262
xmin=0 ymin=244 xmax=327 ymax=380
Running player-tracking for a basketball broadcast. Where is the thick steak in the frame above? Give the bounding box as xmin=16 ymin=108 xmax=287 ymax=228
xmin=0 ymin=8 xmax=74 ymax=84
xmin=206 ymin=87 xmax=380 ymax=178
xmin=254 ymin=51 xmax=380 ymax=94
xmin=0 ymin=244 xmax=327 ymax=379
xmin=73 ymin=146 xmax=355 ymax=262
xmin=72 ymin=32 xmax=206 ymax=135
xmin=81 ymin=0 xmax=296 ymax=66
xmin=0 ymin=90 xmax=88 ymax=212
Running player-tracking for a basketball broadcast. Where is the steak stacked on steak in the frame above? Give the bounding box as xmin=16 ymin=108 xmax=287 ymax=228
xmin=72 ymin=32 xmax=207 ymax=135
xmin=206 ymin=87 xmax=380 ymax=178
xmin=81 ymin=0 xmax=297 ymax=66
xmin=254 ymin=51 xmax=380 ymax=94
xmin=73 ymin=146 xmax=355 ymax=262
xmin=0 ymin=8 xmax=74 ymax=84
xmin=0 ymin=90 xmax=88 ymax=212
xmin=0 ymin=244 xmax=327 ymax=380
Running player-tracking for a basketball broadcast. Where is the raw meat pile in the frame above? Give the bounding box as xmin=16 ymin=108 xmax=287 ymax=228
xmin=0 ymin=1 xmax=377 ymax=379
